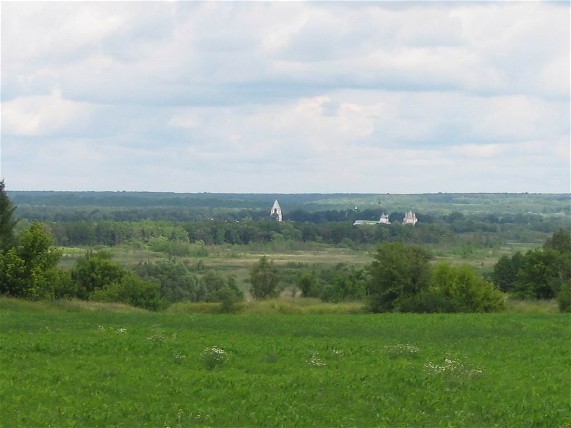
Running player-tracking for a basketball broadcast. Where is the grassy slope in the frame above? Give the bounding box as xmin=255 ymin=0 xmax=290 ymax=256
xmin=1 ymin=299 xmax=569 ymax=427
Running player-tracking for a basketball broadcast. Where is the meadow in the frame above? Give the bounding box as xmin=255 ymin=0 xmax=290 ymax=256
xmin=1 ymin=298 xmax=569 ymax=427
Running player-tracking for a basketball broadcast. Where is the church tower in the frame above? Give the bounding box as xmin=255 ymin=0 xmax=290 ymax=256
xmin=270 ymin=200 xmax=283 ymax=222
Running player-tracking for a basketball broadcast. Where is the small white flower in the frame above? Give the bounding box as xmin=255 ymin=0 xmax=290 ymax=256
xmin=307 ymin=353 xmax=326 ymax=367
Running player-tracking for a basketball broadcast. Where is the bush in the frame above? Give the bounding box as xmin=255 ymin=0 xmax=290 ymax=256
xmin=71 ymin=251 xmax=126 ymax=299
xmin=321 ymin=266 xmax=367 ymax=303
xmin=134 ymin=261 xmax=200 ymax=303
xmin=91 ymin=273 xmax=165 ymax=311
xmin=297 ymin=271 xmax=323 ymax=298
xmin=402 ymin=262 xmax=505 ymax=313
xmin=250 ymin=256 xmax=281 ymax=299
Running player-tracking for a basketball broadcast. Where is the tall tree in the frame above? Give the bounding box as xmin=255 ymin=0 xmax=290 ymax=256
xmin=0 ymin=222 xmax=62 ymax=299
xmin=0 ymin=180 xmax=18 ymax=252
xmin=250 ymin=256 xmax=280 ymax=299
xmin=367 ymin=242 xmax=431 ymax=312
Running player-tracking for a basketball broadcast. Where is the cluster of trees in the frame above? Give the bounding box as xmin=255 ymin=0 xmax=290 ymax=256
xmin=366 ymin=242 xmax=505 ymax=313
xmin=0 ymin=183 xmax=244 ymax=310
xmin=43 ymin=217 xmax=567 ymax=251
xmin=492 ymin=229 xmax=571 ymax=311
xmin=296 ymin=265 xmax=368 ymax=303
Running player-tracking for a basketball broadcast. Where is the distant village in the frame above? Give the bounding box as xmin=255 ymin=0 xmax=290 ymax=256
xmin=270 ymin=200 xmax=418 ymax=226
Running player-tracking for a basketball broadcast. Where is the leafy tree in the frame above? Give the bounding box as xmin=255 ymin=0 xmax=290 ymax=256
xmin=71 ymin=251 xmax=126 ymax=299
xmin=366 ymin=242 xmax=431 ymax=312
xmin=514 ymin=248 xmax=562 ymax=299
xmin=0 ymin=222 xmax=62 ymax=299
xmin=544 ymin=228 xmax=571 ymax=253
xmin=297 ymin=271 xmax=323 ymax=298
xmin=134 ymin=261 xmax=200 ymax=303
xmin=0 ymin=180 xmax=18 ymax=252
xmin=250 ymin=256 xmax=280 ymax=299
xmin=416 ymin=262 xmax=504 ymax=312
xmin=492 ymin=252 xmax=525 ymax=292
xmin=321 ymin=266 xmax=368 ymax=303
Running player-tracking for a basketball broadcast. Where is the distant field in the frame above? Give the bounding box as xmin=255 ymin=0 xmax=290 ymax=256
xmin=1 ymin=299 xmax=569 ymax=427
xmin=57 ymin=241 xmax=539 ymax=290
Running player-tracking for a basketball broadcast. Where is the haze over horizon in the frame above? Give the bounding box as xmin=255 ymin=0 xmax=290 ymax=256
xmin=1 ymin=2 xmax=569 ymax=194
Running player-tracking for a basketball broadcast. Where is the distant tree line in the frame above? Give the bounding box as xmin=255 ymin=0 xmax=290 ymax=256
xmin=41 ymin=216 xmax=567 ymax=250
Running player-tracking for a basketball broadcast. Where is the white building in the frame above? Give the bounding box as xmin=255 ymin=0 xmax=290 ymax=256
xmin=402 ymin=210 xmax=418 ymax=225
xmin=270 ymin=200 xmax=283 ymax=222
xmin=353 ymin=212 xmax=391 ymax=226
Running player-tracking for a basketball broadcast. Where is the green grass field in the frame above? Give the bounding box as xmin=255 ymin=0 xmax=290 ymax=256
xmin=1 ymin=299 xmax=569 ymax=427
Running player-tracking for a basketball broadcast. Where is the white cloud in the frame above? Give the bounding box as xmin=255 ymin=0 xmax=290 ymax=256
xmin=2 ymin=89 xmax=92 ymax=136
xmin=1 ymin=1 xmax=569 ymax=192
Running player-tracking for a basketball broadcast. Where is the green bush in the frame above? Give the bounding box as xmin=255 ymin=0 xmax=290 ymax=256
xmin=366 ymin=242 xmax=431 ymax=312
xmin=71 ymin=251 xmax=126 ymax=299
xmin=134 ymin=261 xmax=200 ymax=303
xmin=91 ymin=273 xmax=165 ymax=311
xmin=250 ymin=256 xmax=281 ymax=299
xmin=0 ymin=222 xmax=62 ymax=300
xmin=428 ymin=262 xmax=505 ymax=313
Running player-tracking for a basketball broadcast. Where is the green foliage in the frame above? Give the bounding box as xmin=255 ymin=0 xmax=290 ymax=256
xmin=403 ymin=262 xmax=504 ymax=313
xmin=250 ymin=256 xmax=281 ymax=299
xmin=90 ymin=273 xmax=164 ymax=311
xmin=544 ymin=228 xmax=571 ymax=253
xmin=71 ymin=251 xmax=127 ymax=299
xmin=557 ymin=281 xmax=571 ymax=312
xmin=366 ymin=242 xmax=431 ymax=312
xmin=134 ymin=261 xmax=200 ymax=303
xmin=0 ymin=222 xmax=62 ymax=299
xmin=514 ymin=248 xmax=561 ymax=299
xmin=135 ymin=261 xmax=242 ymax=308
xmin=201 ymin=271 xmax=243 ymax=305
xmin=297 ymin=271 xmax=323 ymax=298
xmin=320 ymin=265 xmax=368 ymax=303
xmin=492 ymin=252 xmax=525 ymax=292
xmin=492 ymin=229 xmax=571 ymax=307
xmin=0 ymin=180 xmax=18 ymax=252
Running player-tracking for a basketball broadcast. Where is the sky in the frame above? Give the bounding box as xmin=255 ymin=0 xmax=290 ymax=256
xmin=1 ymin=1 xmax=569 ymax=193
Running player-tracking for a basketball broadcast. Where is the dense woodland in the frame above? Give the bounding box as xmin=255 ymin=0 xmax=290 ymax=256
xmin=2 ymin=186 xmax=570 ymax=312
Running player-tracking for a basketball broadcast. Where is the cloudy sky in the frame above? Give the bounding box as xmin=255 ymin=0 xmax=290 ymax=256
xmin=1 ymin=1 xmax=569 ymax=193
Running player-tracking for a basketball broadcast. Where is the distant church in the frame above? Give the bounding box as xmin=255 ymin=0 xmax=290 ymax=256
xmin=353 ymin=211 xmax=418 ymax=226
xmin=270 ymin=200 xmax=283 ymax=222
xmin=402 ymin=210 xmax=418 ymax=225
xmin=353 ymin=212 xmax=391 ymax=226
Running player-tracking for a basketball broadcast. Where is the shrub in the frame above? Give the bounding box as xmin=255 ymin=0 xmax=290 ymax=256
xmin=71 ymin=251 xmax=126 ymax=299
xmin=250 ymin=256 xmax=281 ymax=299
xmin=134 ymin=261 xmax=200 ymax=303
xmin=91 ymin=273 xmax=165 ymax=311
xmin=201 ymin=346 xmax=227 ymax=370
xmin=403 ymin=262 xmax=505 ymax=313
xmin=297 ymin=271 xmax=323 ymax=298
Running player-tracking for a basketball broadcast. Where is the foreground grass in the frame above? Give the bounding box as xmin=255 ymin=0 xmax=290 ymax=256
xmin=1 ymin=299 xmax=569 ymax=427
